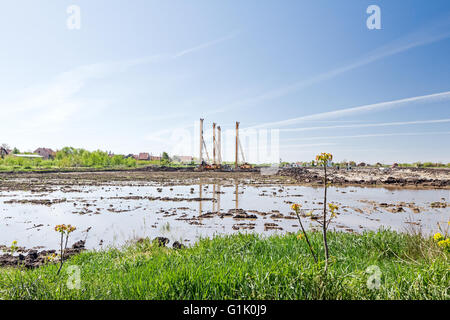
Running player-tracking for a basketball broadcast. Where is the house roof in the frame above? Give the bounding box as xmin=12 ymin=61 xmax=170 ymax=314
xmin=138 ymin=152 xmax=150 ymax=160
xmin=34 ymin=148 xmax=55 ymax=155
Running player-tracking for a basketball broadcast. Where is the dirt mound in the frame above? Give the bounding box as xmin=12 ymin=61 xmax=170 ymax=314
xmin=0 ymin=240 xmax=86 ymax=269
xmin=278 ymin=167 xmax=450 ymax=188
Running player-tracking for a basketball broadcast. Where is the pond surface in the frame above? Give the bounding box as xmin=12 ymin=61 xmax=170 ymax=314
xmin=0 ymin=182 xmax=448 ymax=251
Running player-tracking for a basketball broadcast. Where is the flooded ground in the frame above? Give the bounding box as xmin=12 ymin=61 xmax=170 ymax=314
xmin=0 ymin=171 xmax=448 ymax=251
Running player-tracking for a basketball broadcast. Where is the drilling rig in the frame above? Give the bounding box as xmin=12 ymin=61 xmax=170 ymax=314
xmin=195 ymin=118 xmax=252 ymax=171
xmin=196 ymin=119 xmax=222 ymax=171
xmin=235 ymin=121 xmax=253 ymax=171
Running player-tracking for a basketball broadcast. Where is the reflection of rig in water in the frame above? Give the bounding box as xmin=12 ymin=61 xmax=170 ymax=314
xmin=197 ymin=180 xmax=240 ymax=216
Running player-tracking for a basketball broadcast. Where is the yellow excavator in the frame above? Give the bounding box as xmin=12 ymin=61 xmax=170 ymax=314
xmin=239 ymin=162 xmax=253 ymax=170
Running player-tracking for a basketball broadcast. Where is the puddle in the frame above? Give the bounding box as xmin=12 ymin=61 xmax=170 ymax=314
xmin=0 ymin=181 xmax=448 ymax=251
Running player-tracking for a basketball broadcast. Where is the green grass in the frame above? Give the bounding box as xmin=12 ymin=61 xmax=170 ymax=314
xmin=0 ymin=161 xmax=194 ymax=173
xmin=0 ymin=230 xmax=448 ymax=300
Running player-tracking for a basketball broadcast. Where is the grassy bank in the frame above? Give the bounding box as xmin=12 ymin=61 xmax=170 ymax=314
xmin=0 ymin=230 xmax=448 ymax=300
xmin=0 ymin=147 xmax=193 ymax=172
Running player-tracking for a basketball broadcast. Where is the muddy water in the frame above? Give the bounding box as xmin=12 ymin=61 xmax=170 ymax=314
xmin=0 ymin=182 xmax=448 ymax=251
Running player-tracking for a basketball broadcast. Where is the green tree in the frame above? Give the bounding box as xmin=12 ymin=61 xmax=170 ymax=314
xmin=162 ymin=152 xmax=170 ymax=162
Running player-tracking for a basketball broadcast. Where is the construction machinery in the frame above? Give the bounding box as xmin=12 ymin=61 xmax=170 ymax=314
xmin=196 ymin=119 xmax=222 ymax=171
xmin=195 ymin=118 xmax=252 ymax=171
xmin=235 ymin=121 xmax=253 ymax=171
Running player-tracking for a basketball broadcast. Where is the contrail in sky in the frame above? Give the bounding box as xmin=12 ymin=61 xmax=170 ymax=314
xmin=248 ymin=91 xmax=450 ymax=129
xmin=279 ymin=118 xmax=450 ymax=132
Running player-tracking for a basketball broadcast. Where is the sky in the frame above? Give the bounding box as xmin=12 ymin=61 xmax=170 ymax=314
xmin=0 ymin=0 xmax=449 ymax=163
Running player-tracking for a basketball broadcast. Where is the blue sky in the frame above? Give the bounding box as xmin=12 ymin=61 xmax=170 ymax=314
xmin=0 ymin=0 xmax=449 ymax=163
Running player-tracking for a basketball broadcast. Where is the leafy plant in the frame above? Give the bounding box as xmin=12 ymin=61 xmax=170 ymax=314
xmin=9 ymin=240 xmax=19 ymax=254
xmin=433 ymin=221 xmax=450 ymax=252
xmin=54 ymin=224 xmax=76 ymax=275
xmin=313 ymin=152 xmax=336 ymax=273
xmin=291 ymin=204 xmax=317 ymax=262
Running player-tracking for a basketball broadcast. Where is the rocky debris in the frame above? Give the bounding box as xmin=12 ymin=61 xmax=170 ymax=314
xmin=270 ymin=213 xmax=284 ymax=219
xmin=233 ymin=213 xmax=257 ymax=219
xmin=230 ymin=209 xmax=257 ymax=220
xmin=232 ymin=223 xmax=256 ymax=230
xmin=187 ymin=220 xmax=204 ymax=226
xmin=3 ymin=198 xmax=67 ymax=205
xmin=430 ymin=202 xmax=447 ymax=208
xmin=278 ymin=167 xmax=450 ymax=188
xmin=153 ymin=237 xmax=170 ymax=247
xmin=0 ymin=240 xmax=85 ymax=268
xmin=109 ymin=195 xmax=216 ymax=202
xmin=218 ymin=212 xmax=234 ymax=218
xmin=136 ymin=237 xmax=184 ymax=249
xmin=247 ymin=210 xmax=270 ymax=216
xmin=198 ymin=212 xmax=216 ymax=219
xmin=386 ymin=206 xmax=405 ymax=213
xmin=72 ymin=240 xmax=85 ymax=249
xmin=172 ymin=241 xmax=186 ymax=249
xmin=136 ymin=166 xmax=196 ymax=172
xmin=0 ymin=244 xmax=26 ymax=254
xmin=358 ymin=163 xmax=366 ymax=167
xmin=264 ymin=223 xmax=283 ymax=231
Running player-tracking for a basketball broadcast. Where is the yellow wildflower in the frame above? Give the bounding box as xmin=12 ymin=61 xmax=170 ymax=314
xmin=437 ymin=240 xmax=447 ymax=248
xmin=315 ymin=153 xmax=333 ymax=165
xmin=433 ymin=233 xmax=444 ymax=242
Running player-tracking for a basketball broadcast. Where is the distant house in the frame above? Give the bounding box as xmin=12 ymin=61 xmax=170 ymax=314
xmin=150 ymin=155 xmax=161 ymax=161
xmin=34 ymin=148 xmax=55 ymax=160
xmin=138 ymin=153 xmax=150 ymax=161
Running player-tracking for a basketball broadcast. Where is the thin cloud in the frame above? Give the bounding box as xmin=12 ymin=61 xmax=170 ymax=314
xmin=249 ymin=91 xmax=450 ymax=129
xmin=280 ymin=142 xmax=337 ymax=149
xmin=283 ymin=131 xmax=450 ymax=142
xmin=279 ymin=118 xmax=450 ymax=132
xmin=174 ymin=32 xmax=239 ymax=58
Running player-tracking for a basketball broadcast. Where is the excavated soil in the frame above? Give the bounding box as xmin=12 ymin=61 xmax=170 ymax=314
xmin=0 ymin=166 xmax=449 ymax=191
